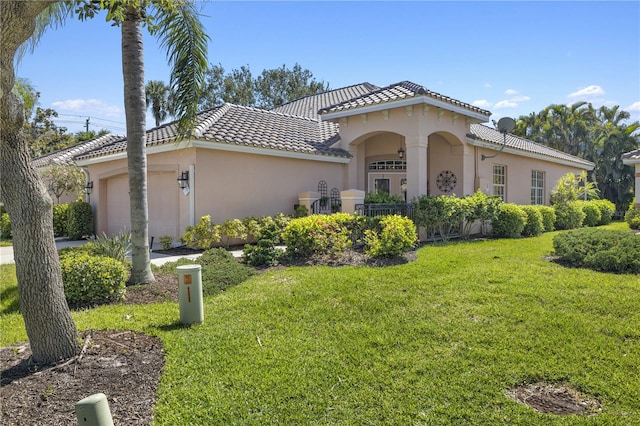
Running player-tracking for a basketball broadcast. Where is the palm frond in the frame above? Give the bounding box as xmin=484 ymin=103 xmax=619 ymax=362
xmin=16 ymin=0 xmax=76 ymax=64
xmin=153 ymin=1 xmax=209 ymax=140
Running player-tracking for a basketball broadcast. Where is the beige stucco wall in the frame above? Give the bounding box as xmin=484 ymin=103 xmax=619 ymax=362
xmin=86 ymin=146 xmax=346 ymax=239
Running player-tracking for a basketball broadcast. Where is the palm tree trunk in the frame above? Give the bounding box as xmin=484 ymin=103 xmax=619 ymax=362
xmin=122 ymin=7 xmax=154 ymax=284
xmin=1 ymin=0 xmax=80 ymax=363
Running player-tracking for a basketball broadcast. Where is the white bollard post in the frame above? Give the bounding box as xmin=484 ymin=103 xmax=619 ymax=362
xmin=177 ymin=264 xmax=204 ymax=324
xmin=75 ymin=393 xmax=114 ymax=426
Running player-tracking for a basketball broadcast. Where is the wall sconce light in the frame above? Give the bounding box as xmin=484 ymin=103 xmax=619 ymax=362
xmin=397 ymin=146 xmax=405 ymax=159
xmin=84 ymin=181 xmax=93 ymax=195
xmin=177 ymin=171 xmax=189 ymax=189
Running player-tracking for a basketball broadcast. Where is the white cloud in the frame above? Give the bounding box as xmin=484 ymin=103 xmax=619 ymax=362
xmin=484 ymin=83 xmax=492 ymax=89
xmin=504 ymin=89 xmax=518 ymax=96
xmin=51 ymin=99 xmax=121 ymax=117
xmin=567 ymin=85 xmax=605 ymax=100
xmin=473 ymin=99 xmax=492 ymax=108
xmin=627 ymin=101 xmax=640 ymax=112
xmin=494 ymin=100 xmax=518 ymax=109
xmin=511 ymin=95 xmax=531 ymax=103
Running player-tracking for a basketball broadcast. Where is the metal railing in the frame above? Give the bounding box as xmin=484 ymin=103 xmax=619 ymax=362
xmin=354 ymin=203 xmax=414 ymax=220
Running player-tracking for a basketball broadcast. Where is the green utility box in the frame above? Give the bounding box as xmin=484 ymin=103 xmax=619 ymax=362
xmin=75 ymin=393 xmax=114 ymax=426
xmin=177 ymin=264 xmax=204 ymax=324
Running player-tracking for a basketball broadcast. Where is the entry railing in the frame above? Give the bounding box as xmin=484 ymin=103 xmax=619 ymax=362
xmin=355 ymin=203 xmax=414 ymax=220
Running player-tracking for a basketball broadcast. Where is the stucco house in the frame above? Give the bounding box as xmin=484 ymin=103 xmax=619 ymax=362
xmin=34 ymin=81 xmax=594 ymax=240
xmin=622 ymin=149 xmax=640 ymax=209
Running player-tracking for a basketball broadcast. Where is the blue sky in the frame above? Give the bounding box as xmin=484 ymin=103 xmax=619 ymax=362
xmin=16 ymin=1 xmax=640 ymax=134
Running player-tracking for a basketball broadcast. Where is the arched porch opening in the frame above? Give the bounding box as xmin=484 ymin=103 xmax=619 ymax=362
xmin=427 ymin=130 xmax=467 ymax=196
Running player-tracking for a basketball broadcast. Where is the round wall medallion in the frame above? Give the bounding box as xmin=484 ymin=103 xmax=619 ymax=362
xmin=436 ymin=170 xmax=457 ymax=193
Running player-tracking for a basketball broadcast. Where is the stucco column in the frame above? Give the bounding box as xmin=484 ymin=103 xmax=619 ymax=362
xmin=406 ymin=136 xmax=428 ymax=200
xmin=340 ymin=189 xmax=365 ymax=215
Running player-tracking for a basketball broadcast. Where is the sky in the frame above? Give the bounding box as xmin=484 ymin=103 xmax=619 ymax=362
xmin=15 ymin=1 xmax=640 ymax=135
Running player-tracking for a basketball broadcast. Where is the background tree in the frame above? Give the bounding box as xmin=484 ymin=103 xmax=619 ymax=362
xmin=254 ymin=63 xmax=329 ymax=110
xmin=75 ymin=128 xmax=111 ymax=142
xmin=514 ymin=102 xmax=639 ymax=212
xmin=1 ymin=0 xmax=81 ymax=364
xmin=145 ymin=79 xmax=171 ymax=126
xmin=198 ymin=63 xmax=329 ymax=110
xmin=27 ymin=106 xmax=76 ymax=157
xmin=41 ymin=163 xmax=86 ymax=203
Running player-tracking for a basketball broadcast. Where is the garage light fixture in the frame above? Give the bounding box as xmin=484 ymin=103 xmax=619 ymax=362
xmin=177 ymin=171 xmax=189 ymax=189
xmin=84 ymin=181 xmax=93 ymax=195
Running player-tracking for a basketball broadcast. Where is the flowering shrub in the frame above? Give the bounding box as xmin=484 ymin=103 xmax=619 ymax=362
xmin=60 ymin=252 xmax=126 ymax=307
xmin=364 ymin=215 xmax=417 ymax=258
xmin=181 ymin=215 xmax=221 ymax=249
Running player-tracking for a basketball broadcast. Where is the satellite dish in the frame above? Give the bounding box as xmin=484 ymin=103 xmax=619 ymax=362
xmin=497 ymin=117 xmax=516 ymax=134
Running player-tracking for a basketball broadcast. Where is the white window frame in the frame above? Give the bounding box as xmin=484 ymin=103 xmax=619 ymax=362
xmin=531 ymin=170 xmax=545 ymax=205
xmin=492 ymin=164 xmax=506 ymax=202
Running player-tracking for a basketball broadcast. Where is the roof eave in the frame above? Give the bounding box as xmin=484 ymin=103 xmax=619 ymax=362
xmin=466 ymin=137 xmax=595 ymax=170
xmin=320 ymin=95 xmax=490 ymax=123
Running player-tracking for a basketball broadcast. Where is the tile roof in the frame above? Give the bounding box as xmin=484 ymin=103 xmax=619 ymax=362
xmin=469 ymin=124 xmax=594 ymax=168
xmin=621 ymin=149 xmax=640 ymax=162
xmin=32 ymin=134 xmax=124 ymax=168
xmin=75 ymin=104 xmax=348 ymax=160
xmin=272 ymin=82 xmax=380 ymax=119
xmin=318 ymin=81 xmax=491 ymax=118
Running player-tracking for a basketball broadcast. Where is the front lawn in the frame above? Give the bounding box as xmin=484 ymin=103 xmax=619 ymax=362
xmin=1 ymin=226 xmax=639 ymax=424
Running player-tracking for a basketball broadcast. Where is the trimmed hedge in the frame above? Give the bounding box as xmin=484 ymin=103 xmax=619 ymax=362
xmin=625 ymin=208 xmax=640 ymax=230
xmin=52 ymin=204 xmax=69 ymax=237
xmin=520 ymin=205 xmax=544 ymax=237
xmin=492 ymin=203 xmax=527 ymax=238
xmin=576 ymin=201 xmax=602 ymax=227
xmin=196 ymin=248 xmax=255 ymax=296
xmin=67 ymin=201 xmax=93 ymax=240
xmin=0 ymin=213 xmax=11 ymax=239
xmin=591 ymin=199 xmax=615 ymax=225
xmin=364 ymin=215 xmax=417 ymax=258
xmin=552 ymin=228 xmax=640 ymax=273
xmin=553 ymin=202 xmax=585 ymax=230
xmin=282 ymin=214 xmax=355 ymax=258
xmin=535 ymin=205 xmax=556 ymax=232
xmin=60 ymin=252 xmax=126 ymax=307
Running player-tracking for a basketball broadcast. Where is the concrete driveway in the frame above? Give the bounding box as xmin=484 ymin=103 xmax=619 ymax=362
xmin=0 ymin=239 xmax=206 ymax=266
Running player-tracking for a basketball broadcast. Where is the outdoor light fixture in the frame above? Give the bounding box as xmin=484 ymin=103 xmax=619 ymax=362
xmin=84 ymin=181 xmax=93 ymax=195
xmin=177 ymin=171 xmax=189 ymax=189
xmin=397 ymin=145 xmax=405 ymax=159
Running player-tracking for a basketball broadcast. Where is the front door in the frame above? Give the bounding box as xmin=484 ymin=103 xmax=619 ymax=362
xmin=368 ymin=172 xmax=406 ymax=199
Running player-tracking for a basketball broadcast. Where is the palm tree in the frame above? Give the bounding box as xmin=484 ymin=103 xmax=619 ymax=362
xmin=118 ymin=1 xmax=208 ymax=284
xmin=145 ymin=80 xmax=171 ymax=127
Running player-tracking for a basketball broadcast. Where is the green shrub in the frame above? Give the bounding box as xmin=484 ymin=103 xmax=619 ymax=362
xmin=295 ymin=205 xmax=309 ymax=218
xmin=159 ymin=235 xmax=173 ymax=250
xmin=219 ymin=219 xmax=247 ymax=248
xmin=0 ymin=213 xmax=11 ymax=239
xmin=625 ymin=207 xmax=640 ymax=230
xmin=60 ymin=252 xmax=126 ymax=307
xmin=282 ymin=214 xmax=355 ymax=258
xmin=67 ymin=201 xmax=93 ymax=240
xmin=243 ymin=222 xmax=283 ymax=267
xmin=364 ymin=215 xmax=416 ymax=258
xmin=576 ymin=201 xmax=602 ymax=227
xmin=364 ymin=191 xmax=404 ymax=204
xmin=553 ymin=228 xmax=640 ymax=273
xmin=92 ymin=231 xmax=131 ymax=263
xmin=535 ymin=205 xmax=556 ymax=232
xmin=492 ymin=203 xmax=527 ymax=238
xmin=520 ymin=205 xmax=544 ymax=237
xmin=57 ymin=243 xmax=95 ymax=257
xmin=181 ymin=215 xmax=221 ymax=249
xmin=553 ymin=202 xmax=585 ymax=230
xmin=592 ymin=199 xmax=616 ymax=225
xmin=52 ymin=204 xmax=69 ymax=237
xmin=196 ymin=248 xmax=254 ymax=296
xmin=412 ymin=195 xmax=467 ymax=241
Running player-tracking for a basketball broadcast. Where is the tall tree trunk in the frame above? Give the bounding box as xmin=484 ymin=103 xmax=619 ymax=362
xmin=1 ymin=0 xmax=80 ymax=363
xmin=122 ymin=7 xmax=154 ymax=284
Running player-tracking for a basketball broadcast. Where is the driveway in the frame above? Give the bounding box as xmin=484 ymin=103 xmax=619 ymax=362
xmin=0 ymin=239 xmax=208 ymax=266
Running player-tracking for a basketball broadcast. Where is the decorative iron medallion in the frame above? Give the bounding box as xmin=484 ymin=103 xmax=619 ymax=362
xmin=436 ymin=170 xmax=457 ymax=193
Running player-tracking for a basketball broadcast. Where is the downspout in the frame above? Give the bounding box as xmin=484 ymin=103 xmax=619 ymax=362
xmin=80 ymin=166 xmax=90 ymax=203
xmin=189 ymin=163 xmax=195 ymax=226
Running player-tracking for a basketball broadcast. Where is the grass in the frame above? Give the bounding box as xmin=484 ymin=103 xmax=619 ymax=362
xmin=2 ymin=224 xmax=640 ymax=424
xmin=0 ymin=239 xmax=12 ymax=246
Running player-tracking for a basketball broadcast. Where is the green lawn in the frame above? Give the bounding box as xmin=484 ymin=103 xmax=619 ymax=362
xmin=2 ymin=226 xmax=639 ymax=424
